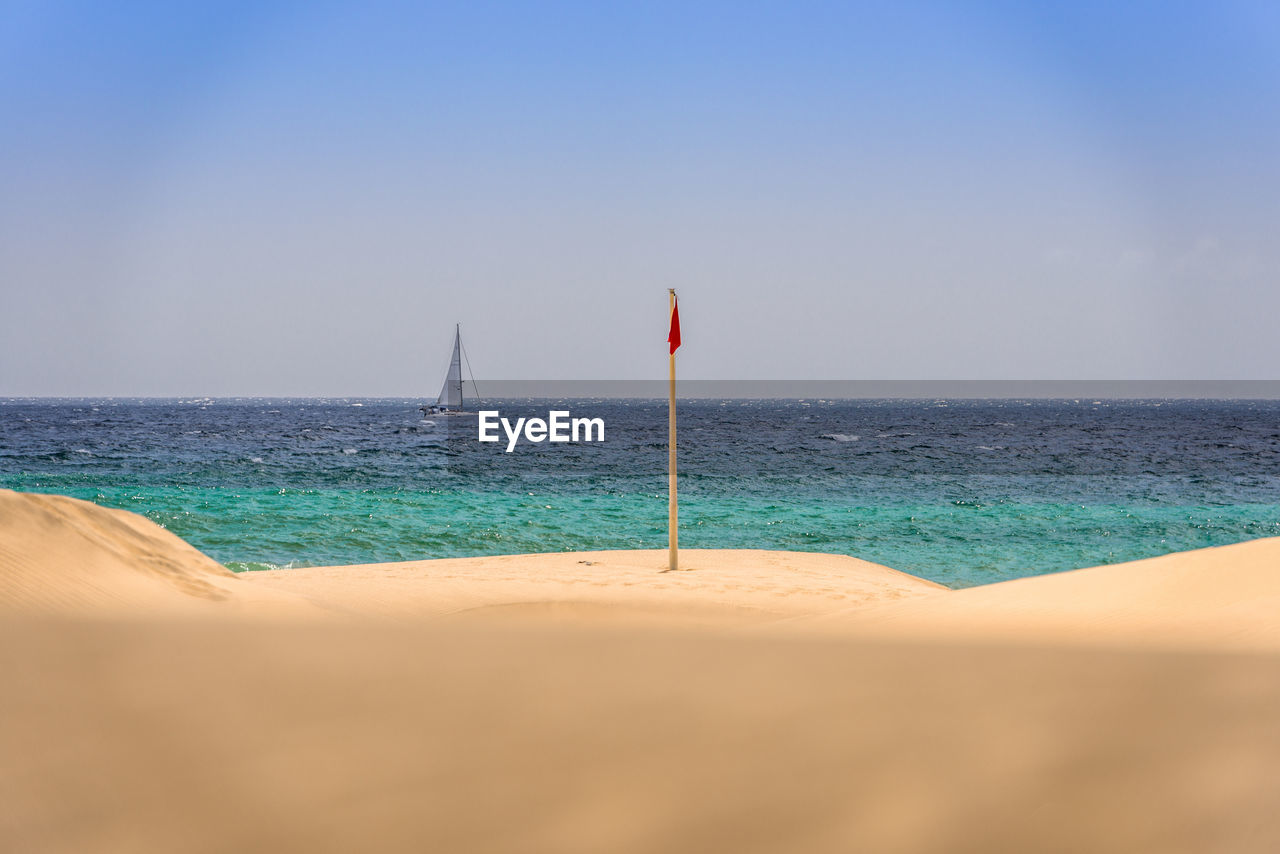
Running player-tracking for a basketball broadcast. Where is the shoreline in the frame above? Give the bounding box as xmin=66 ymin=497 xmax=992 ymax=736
xmin=3 ymin=488 xmax=1278 ymax=649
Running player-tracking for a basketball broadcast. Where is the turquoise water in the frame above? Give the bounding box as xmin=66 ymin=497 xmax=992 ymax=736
xmin=3 ymin=398 xmax=1279 ymax=587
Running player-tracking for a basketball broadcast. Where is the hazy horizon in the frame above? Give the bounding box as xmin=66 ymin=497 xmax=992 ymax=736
xmin=3 ymin=2 xmax=1279 ymax=396
xmin=10 ymin=381 xmax=1280 ymax=401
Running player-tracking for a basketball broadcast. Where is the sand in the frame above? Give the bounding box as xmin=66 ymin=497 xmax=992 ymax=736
xmin=818 ymin=536 xmax=1280 ymax=651
xmin=242 ymin=547 xmax=947 ymax=626
xmin=0 ymin=490 xmax=326 ymax=618
xmin=3 ymin=487 xmax=1280 ymax=852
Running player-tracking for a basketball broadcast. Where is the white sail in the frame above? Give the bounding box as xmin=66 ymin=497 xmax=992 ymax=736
xmin=436 ymin=325 xmax=463 ymax=409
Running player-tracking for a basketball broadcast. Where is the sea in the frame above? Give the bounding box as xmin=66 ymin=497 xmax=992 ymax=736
xmin=2 ymin=398 xmax=1278 ymax=588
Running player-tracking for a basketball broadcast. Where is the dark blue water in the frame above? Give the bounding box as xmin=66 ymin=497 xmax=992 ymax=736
xmin=3 ymin=398 xmax=1278 ymax=587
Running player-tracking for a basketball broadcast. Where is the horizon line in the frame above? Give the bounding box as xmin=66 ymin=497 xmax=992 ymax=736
xmin=8 ymin=380 xmax=1280 ymax=400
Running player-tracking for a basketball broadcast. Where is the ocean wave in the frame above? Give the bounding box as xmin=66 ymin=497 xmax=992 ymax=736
xmin=821 ymin=434 xmax=860 ymax=442
xmin=225 ymin=560 xmax=297 ymax=573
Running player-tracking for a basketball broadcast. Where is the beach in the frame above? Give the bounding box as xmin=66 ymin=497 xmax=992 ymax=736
xmin=4 ymin=488 xmax=1280 ymax=852
xmin=9 ymin=0 xmax=1280 ymax=848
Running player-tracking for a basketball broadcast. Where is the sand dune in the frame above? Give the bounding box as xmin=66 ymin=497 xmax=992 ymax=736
xmin=0 ymin=489 xmax=317 ymax=617
xmin=0 ymin=490 xmax=943 ymax=625
xmin=820 ymin=537 xmax=1280 ymax=651
xmin=9 ymin=488 xmax=1276 ymax=650
xmin=4 ymin=489 xmax=1280 ymax=851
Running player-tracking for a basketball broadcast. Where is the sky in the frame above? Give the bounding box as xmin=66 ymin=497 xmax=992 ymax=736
xmin=2 ymin=0 xmax=1278 ymax=395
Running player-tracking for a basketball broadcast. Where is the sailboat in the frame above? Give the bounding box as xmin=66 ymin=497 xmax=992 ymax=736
xmin=422 ymin=324 xmax=469 ymax=416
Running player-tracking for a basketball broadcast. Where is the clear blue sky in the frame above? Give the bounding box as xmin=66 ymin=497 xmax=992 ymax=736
xmin=2 ymin=1 xmax=1278 ymax=394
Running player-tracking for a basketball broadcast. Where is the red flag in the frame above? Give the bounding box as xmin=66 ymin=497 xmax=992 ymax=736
xmin=668 ymin=298 xmax=681 ymax=354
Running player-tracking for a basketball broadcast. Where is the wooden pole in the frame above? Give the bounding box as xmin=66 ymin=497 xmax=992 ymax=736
xmin=668 ymin=289 xmax=678 ymax=572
